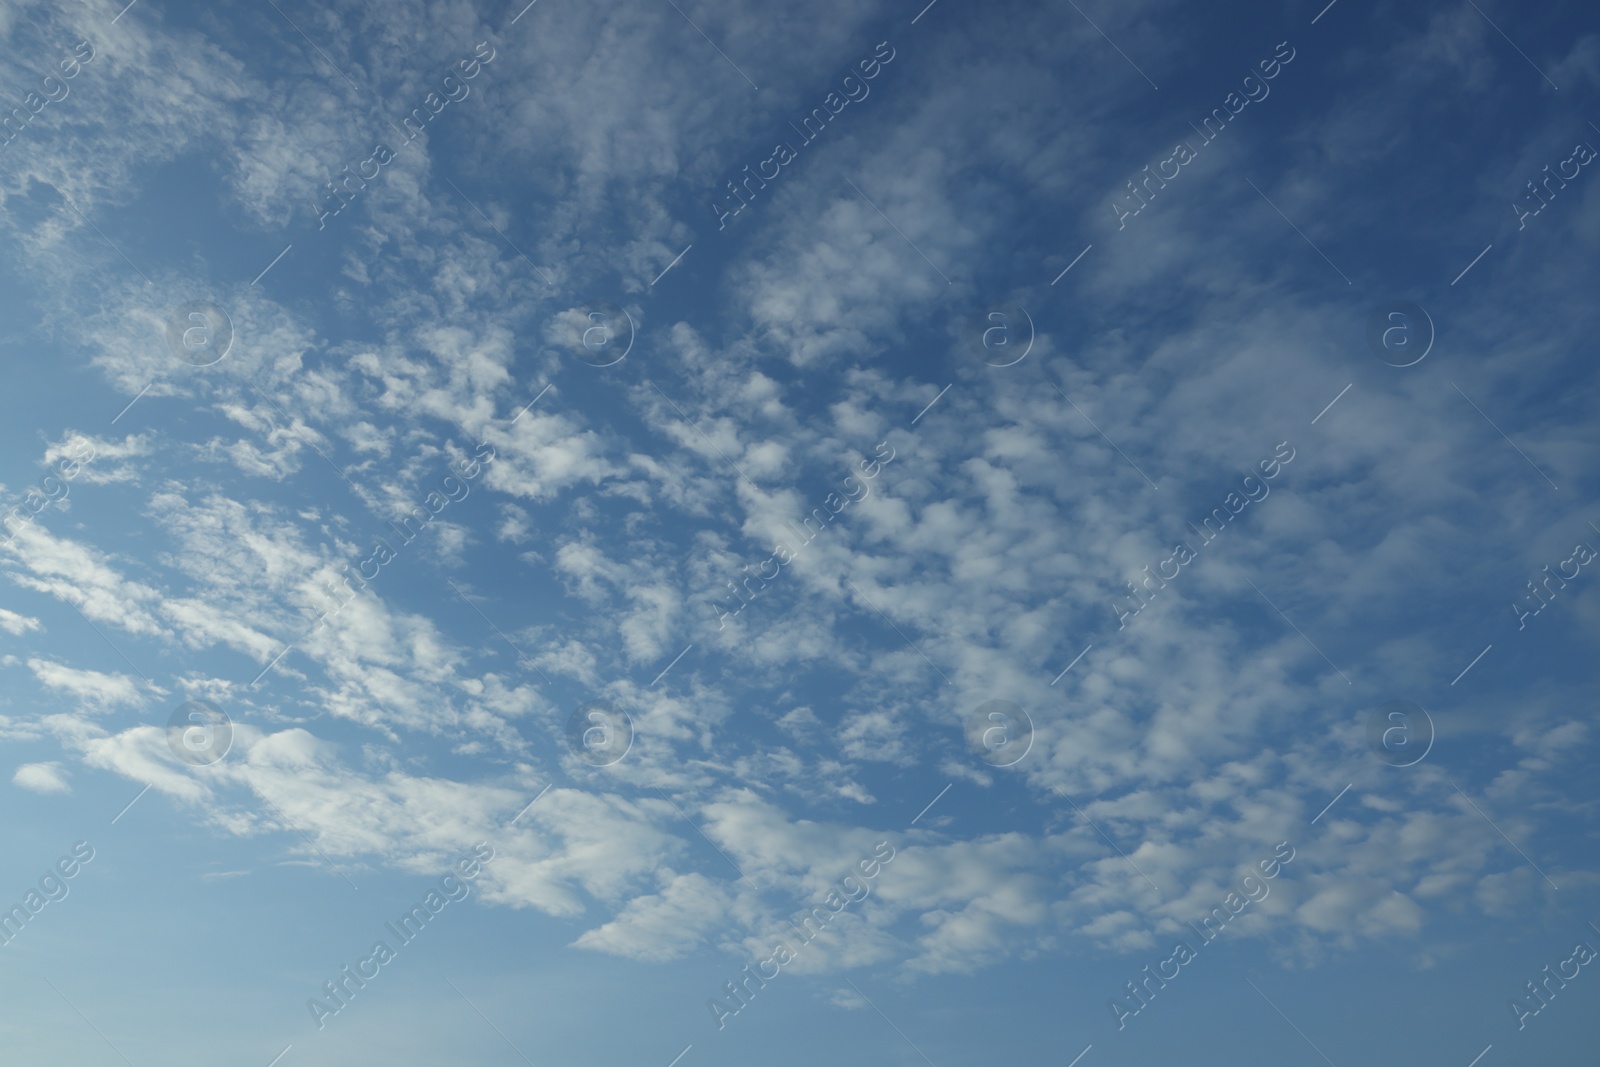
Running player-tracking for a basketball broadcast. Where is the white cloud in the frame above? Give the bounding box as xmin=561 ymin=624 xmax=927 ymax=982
xmin=27 ymin=658 xmax=142 ymax=711
xmin=0 ymin=607 xmax=41 ymax=635
xmin=13 ymin=761 xmax=70 ymax=793
xmin=0 ymin=0 xmax=1592 ymax=998
xmin=571 ymin=870 xmax=732 ymax=961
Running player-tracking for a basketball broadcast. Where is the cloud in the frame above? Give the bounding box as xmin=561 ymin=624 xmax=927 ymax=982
xmin=0 ymin=607 xmax=41 ymax=635
xmin=828 ymin=987 xmax=867 ymax=1010
xmin=26 ymin=658 xmax=142 ymax=711
xmin=571 ymin=870 xmax=733 ymax=961
xmin=12 ymin=761 xmax=70 ymax=793
xmin=0 ymin=0 xmax=1593 ymax=1003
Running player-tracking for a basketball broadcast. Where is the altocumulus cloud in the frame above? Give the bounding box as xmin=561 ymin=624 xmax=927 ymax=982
xmin=0 ymin=0 xmax=1596 ymax=1064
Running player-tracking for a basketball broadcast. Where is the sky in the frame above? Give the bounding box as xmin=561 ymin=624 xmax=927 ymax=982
xmin=0 ymin=0 xmax=1598 ymax=1064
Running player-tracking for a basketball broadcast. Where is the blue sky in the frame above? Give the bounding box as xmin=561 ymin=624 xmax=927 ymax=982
xmin=1 ymin=0 xmax=1598 ymax=1063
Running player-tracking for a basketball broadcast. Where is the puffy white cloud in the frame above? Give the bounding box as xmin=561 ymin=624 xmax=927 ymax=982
xmin=12 ymin=760 xmax=70 ymax=793
xmin=0 ymin=608 xmax=40 ymax=635
xmin=26 ymin=659 xmax=143 ymax=711
xmin=571 ymin=870 xmax=733 ymax=960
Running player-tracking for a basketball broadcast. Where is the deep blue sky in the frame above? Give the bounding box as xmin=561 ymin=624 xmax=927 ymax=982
xmin=1 ymin=0 xmax=1598 ymax=1064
